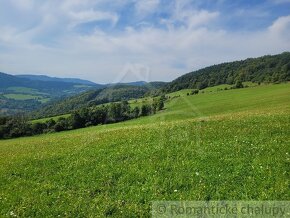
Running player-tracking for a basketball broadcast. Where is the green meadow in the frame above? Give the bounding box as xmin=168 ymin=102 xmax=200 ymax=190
xmin=0 ymin=83 xmax=289 ymax=217
xmin=30 ymin=114 xmax=71 ymax=124
xmin=7 ymin=87 xmax=47 ymax=95
xmin=3 ymin=87 xmax=51 ymax=103
xmin=3 ymin=94 xmax=40 ymax=101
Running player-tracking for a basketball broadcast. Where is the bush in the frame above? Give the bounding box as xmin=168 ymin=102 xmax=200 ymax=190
xmin=54 ymin=118 xmax=70 ymax=132
xmin=131 ymin=107 xmax=140 ymax=118
xmin=234 ymin=81 xmax=244 ymax=89
xmin=141 ymin=105 xmax=152 ymax=116
xmin=191 ymin=89 xmax=199 ymax=95
xmin=46 ymin=119 xmax=56 ymax=129
xmin=31 ymin=122 xmax=46 ymax=135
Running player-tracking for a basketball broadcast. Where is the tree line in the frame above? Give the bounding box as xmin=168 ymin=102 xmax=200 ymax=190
xmin=163 ymin=52 xmax=290 ymax=92
xmin=0 ymin=97 xmax=165 ymax=139
xmin=30 ymin=85 xmax=158 ymax=120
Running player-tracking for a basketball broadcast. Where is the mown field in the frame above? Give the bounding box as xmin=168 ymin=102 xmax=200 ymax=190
xmin=0 ymin=83 xmax=289 ymax=217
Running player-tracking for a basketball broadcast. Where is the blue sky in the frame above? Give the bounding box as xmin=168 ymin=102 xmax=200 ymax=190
xmin=0 ymin=0 xmax=290 ymax=83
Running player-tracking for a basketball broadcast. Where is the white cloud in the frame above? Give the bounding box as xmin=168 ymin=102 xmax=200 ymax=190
xmin=166 ymin=0 xmax=220 ymax=29
xmin=269 ymin=15 xmax=290 ymax=34
xmin=0 ymin=0 xmax=290 ymax=83
xmin=185 ymin=10 xmax=219 ymax=29
xmin=68 ymin=10 xmax=119 ymax=27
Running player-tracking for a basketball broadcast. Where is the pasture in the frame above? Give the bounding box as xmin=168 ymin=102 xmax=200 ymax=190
xmin=0 ymin=83 xmax=289 ymax=217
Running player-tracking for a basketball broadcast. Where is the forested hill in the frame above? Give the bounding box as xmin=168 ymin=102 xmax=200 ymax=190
xmin=31 ymin=83 xmax=165 ymax=119
xmin=16 ymin=74 xmax=99 ymax=86
xmin=163 ymin=52 xmax=290 ymax=92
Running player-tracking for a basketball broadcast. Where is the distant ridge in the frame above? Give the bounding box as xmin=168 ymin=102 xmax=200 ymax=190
xmin=0 ymin=72 xmax=167 ymax=116
xmin=0 ymin=72 xmax=102 ymax=115
xmin=16 ymin=74 xmax=99 ymax=86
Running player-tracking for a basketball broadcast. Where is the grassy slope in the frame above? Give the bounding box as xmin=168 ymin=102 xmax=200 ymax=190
xmin=0 ymin=83 xmax=289 ymax=217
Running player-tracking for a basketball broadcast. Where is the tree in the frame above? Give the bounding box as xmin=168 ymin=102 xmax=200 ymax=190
xmin=90 ymin=106 xmax=107 ymax=125
xmin=6 ymin=116 xmax=31 ymax=138
xmin=131 ymin=106 xmax=140 ymax=118
xmin=152 ymin=100 xmax=158 ymax=114
xmin=70 ymin=111 xmax=85 ymax=129
xmin=54 ymin=117 xmax=70 ymax=132
xmin=108 ymin=103 xmax=122 ymax=122
xmin=45 ymin=119 xmax=56 ymax=129
xmin=141 ymin=104 xmax=152 ymax=116
xmin=120 ymin=101 xmax=130 ymax=120
xmin=160 ymin=95 xmax=166 ymax=101
xmin=0 ymin=126 xmax=5 ymax=139
xmin=157 ymin=98 xmax=164 ymax=111
xmin=235 ymin=80 xmax=244 ymax=89
xmin=197 ymin=81 xmax=208 ymax=90
xmin=31 ymin=122 xmax=46 ymax=135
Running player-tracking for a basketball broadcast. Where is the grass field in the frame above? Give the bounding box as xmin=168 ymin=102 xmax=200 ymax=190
xmin=7 ymin=87 xmax=48 ymax=95
xmin=0 ymin=83 xmax=289 ymax=217
xmin=4 ymin=87 xmax=50 ymax=102
xmin=3 ymin=93 xmax=41 ymax=101
xmin=31 ymin=114 xmax=71 ymax=124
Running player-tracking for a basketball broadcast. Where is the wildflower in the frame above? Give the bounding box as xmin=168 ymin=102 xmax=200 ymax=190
xmin=9 ymin=211 xmax=16 ymax=217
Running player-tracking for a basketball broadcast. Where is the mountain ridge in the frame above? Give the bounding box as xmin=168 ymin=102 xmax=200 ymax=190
xmin=164 ymin=52 xmax=290 ymax=92
xmin=16 ymin=74 xmax=99 ymax=86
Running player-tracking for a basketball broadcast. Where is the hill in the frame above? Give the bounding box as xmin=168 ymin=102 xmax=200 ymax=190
xmin=26 ymin=52 xmax=290 ymax=118
xmin=0 ymin=72 xmax=97 ymax=91
xmin=16 ymin=74 xmax=100 ymax=86
xmin=164 ymin=52 xmax=290 ymax=92
xmin=30 ymin=84 xmax=164 ymax=119
xmin=0 ymin=72 xmax=167 ymax=116
xmin=0 ymin=83 xmax=289 ymax=216
xmin=0 ymin=72 xmax=101 ymax=115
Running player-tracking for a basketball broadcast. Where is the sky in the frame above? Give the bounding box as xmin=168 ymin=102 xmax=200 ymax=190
xmin=0 ymin=0 xmax=290 ymax=83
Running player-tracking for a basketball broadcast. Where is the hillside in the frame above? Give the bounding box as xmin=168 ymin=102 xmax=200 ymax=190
xmin=0 ymin=83 xmax=289 ymax=216
xmin=0 ymin=72 xmax=167 ymax=116
xmin=30 ymin=83 xmax=164 ymax=119
xmin=27 ymin=52 xmax=290 ymax=118
xmin=164 ymin=52 xmax=290 ymax=92
xmin=0 ymin=73 xmax=101 ymax=115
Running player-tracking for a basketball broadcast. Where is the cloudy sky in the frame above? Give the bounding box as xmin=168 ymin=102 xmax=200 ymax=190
xmin=0 ymin=0 xmax=290 ymax=83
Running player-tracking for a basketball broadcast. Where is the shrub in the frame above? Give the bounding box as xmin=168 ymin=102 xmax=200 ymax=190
xmin=191 ymin=89 xmax=199 ymax=95
xmin=234 ymin=81 xmax=244 ymax=89
xmin=141 ymin=105 xmax=152 ymax=116
xmin=31 ymin=122 xmax=46 ymax=135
